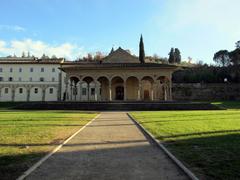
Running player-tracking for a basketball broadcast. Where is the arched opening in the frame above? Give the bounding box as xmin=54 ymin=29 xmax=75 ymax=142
xmin=45 ymin=87 xmax=58 ymax=101
xmin=82 ymin=76 xmax=95 ymax=101
xmin=69 ymin=76 xmax=80 ymax=101
xmin=97 ymin=76 xmax=109 ymax=101
xmin=15 ymin=87 xmax=27 ymax=101
xmin=157 ymin=76 xmax=170 ymax=101
xmin=82 ymin=76 xmax=94 ymax=84
xmin=141 ymin=76 xmax=154 ymax=101
xmin=30 ymin=87 xmax=42 ymax=101
xmin=111 ymin=76 xmax=124 ymax=101
xmin=126 ymin=76 xmax=139 ymax=100
xmin=0 ymin=87 xmax=12 ymax=101
xmin=115 ymin=86 xmax=124 ymax=100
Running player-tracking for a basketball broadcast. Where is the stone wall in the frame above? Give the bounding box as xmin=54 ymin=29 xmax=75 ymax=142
xmin=173 ymin=83 xmax=240 ymax=101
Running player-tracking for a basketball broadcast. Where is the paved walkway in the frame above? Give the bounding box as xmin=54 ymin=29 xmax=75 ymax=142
xmin=27 ymin=112 xmax=188 ymax=180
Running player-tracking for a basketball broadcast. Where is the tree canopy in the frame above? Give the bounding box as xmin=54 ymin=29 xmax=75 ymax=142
xmin=168 ymin=48 xmax=181 ymax=64
xmin=168 ymin=48 xmax=175 ymax=63
xmin=214 ymin=41 xmax=240 ymax=66
xmin=213 ymin=50 xmax=230 ymax=67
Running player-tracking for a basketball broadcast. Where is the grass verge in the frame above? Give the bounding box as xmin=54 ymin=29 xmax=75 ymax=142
xmin=130 ymin=101 xmax=240 ymax=180
xmin=0 ymin=109 xmax=97 ymax=179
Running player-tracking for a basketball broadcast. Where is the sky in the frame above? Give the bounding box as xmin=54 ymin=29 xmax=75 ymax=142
xmin=0 ymin=0 xmax=239 ymax=64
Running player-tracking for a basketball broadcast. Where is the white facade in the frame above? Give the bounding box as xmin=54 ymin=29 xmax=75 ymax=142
xmin=0 ymin=57 xmax=66 ymax=102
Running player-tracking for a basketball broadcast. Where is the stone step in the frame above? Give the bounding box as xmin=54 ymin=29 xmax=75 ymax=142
xmin=14 ymin=101 xmax=222 ymax=110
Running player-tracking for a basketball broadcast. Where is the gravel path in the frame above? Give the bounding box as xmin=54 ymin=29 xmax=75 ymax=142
xmin=26 ymin=112 xmax=188 ymax=180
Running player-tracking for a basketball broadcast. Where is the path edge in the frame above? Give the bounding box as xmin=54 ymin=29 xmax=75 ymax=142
xmin=17 ymin=113 xmax=101 ymax=180
xmin=127 ymin=113 xmax=199 ymax=180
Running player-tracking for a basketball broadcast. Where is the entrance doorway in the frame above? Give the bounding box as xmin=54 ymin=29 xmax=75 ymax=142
xmin=115 ymin=86 xmax=124 ymax=100
xmin=144 ymin=90 xmax=150 ymax=100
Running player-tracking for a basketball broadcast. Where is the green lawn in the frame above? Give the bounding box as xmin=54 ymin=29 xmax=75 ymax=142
xmin=131 ymin=101 xmax=240 ymax=180
xmin=0 ymin=109 xmax=97 ymax=180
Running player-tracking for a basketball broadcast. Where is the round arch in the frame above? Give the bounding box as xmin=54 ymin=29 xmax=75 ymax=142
xmin=45 ymin=87 xmax=58 ymax=101
xmin=141 ymin=76 xmax=154 ymax=101
xmin=82 ymin=76 xmax=94 ymax=84
xmin=30 ymin=86 xmax=42 ymax=101
xmin=126 ymin=76 xmax=139 ymax=100
xmin=111 ymin=76 xmax=124 ymax=100
xmin=0 ymin=87 xmax=12 ymax=101
xmin=69 ymin=76 xmax=80 ymax=85
xmin=97 ymin=76 xmax=109 ymax=101
xmin=156 ymin=76 xmax=170 ymax=101
xmin=15 ymin=87 xmax=27 ymax=101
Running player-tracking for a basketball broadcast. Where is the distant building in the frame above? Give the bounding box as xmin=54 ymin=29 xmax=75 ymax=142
xmin=0 ymin=57 xmax=65 ymax=102
xmin=61 ymin=47 xmax=178 ymax=102
xmin=0 ymin=48 xmax=178 ymax=102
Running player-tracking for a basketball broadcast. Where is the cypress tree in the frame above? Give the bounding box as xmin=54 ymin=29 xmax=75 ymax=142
xmin=174 ymin=48 xmax=181 ymax=63
xmin=139 ymin=34 xmax=145 ymax=63
xmin=168 ymin=48 xmax=175 ymax=63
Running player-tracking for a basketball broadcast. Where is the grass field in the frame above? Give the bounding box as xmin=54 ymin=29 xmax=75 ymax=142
xmin=0 ymin=108 xmax=97 ymax=180
xmin=131 ymin=101 xmax=240 ymax=180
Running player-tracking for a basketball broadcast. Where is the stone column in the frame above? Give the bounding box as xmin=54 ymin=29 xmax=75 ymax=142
xmin=124 ymin=80 xmax=127 ymax=101
xmin=64 ymin=80 xmax=69 ymax=101
xmin=137 ymin=81 xmax=142 ymax=101
xmin=70 ymin=81 xmax=73 ymax=101
xmin=87 ymin=84 xmax=90 ymax=101
xmin=74 ymin=83 xmax=77 ymax=101
xmin=94 ymin=82 xmax=98 ymax=101
xmin=164 ymin=83 xmax=167 ymax=101
xmin=109 ymin=82 xmax=112 ymax=101
xmin=42 ymin=88 xmax=46 ymax=102
xmin=79 ymin=81 xmax=82 ymax=101
xmin=169 ymin=81 xmax=172 ymax=101
xmin=151 ymin=83 xmax=157 ymax=101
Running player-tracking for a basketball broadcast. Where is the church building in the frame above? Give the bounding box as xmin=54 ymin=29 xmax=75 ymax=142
xmin=61 ymin=48 xmax=178 ymax=102
xmin=0 ymin=37 xmax=178 ymax=102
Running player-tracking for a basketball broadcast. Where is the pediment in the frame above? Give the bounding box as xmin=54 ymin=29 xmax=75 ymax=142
xmin=103 ymin=47 xmax=140 ymax=63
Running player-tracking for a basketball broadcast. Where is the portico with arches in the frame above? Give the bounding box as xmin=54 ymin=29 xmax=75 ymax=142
xmin=61 ymin=47 xmax=177 ymax=102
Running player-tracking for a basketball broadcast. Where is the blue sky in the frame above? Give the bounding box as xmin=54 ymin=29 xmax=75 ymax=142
xmin=0 ymin=0 xmax=239 ymax=63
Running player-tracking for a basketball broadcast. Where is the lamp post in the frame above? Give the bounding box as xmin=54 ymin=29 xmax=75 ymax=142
xmin=224 ymin=78 xmax=228 ymax=100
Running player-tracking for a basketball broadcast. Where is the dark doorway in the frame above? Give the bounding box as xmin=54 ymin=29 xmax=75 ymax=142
xmin=115 ymin=86 xmax=124 ymax=100
xmin=144 ymin=90 xmax=150 ymax=100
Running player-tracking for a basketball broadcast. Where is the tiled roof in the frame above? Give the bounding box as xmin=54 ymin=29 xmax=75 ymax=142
xmin=102 ymin=47 xmax=140 ymax=63
xmin=60 ymin=62 xmax=178 ymax=71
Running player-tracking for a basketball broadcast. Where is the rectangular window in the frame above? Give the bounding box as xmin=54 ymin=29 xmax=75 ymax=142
xmin=30 ymin=67 xmax=33 ymax=72
xmin=19 ymin=77 xmax=22 ymax=82
xmin=40 ymin=77 xmax=44 ymax=82
xmin=10 ymin=68 xmax=13 ymax=72
xmin=0 ymin=77 xmax=3 ymax=81
xmin=4 ymin=88 xmax=8 ymax=94
xmin=91 ymin=88 xmax=95 ymax=95
xmin=41 ymin=68 xmax=44 ymax=72
xmin=0 ymin=68 xmax=2 ymax=72
xmin=19 ymin=68 xmax=22 ymax=72
xmin=52 ymin=77 xmax=55 ymax=82
xmin=82 ymin=88 xmax=87 ymax=95
xmin=19 ymin=88 xmax=23 ymax=94
xmin=52 ymin=68 xmax=55 ymax=72
xmin=9 ymin=77 xmax=13 ymax=81
xmin=29 ymin=77 xmax=32 ymax=82
xmin=49 ymin=88 xmax=53 ymax=94
xmin=34 ymin=88 xmax=38 ymax=94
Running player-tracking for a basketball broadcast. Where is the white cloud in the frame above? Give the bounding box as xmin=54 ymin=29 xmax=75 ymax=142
xmin=0 ymin=39 xmax=86 ymax=60
xmin=0 ymin=25 xmax=26 ymax=32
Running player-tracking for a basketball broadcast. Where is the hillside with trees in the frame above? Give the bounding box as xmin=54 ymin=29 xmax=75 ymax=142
xmin=173 ymin=41 xmax=240 ymax=83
